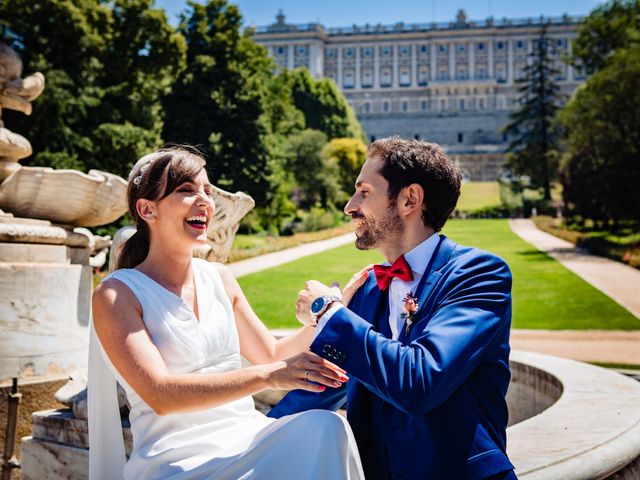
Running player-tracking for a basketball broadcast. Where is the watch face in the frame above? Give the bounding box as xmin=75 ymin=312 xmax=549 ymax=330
xmin=311 ymin=297 xmax=326 ymax=315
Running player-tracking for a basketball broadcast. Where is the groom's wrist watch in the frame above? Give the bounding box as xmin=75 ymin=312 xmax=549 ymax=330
xmin=310 ymin=295 xmax=342 ymax=324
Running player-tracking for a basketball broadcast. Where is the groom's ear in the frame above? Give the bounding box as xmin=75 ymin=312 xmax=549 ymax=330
xmin=398 ymin=183 xmax=424 ymax=217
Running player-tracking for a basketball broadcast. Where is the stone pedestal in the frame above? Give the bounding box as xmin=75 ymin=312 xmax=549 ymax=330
xmin=0 ymin=217 xmax=92 ymax=381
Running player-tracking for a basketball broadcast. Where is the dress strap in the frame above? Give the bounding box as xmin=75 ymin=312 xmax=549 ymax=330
xmin=88 ymin=320 xmax=126 ymax=479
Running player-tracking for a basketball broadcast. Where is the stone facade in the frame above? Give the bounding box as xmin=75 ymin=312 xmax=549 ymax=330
xmin=253 ymin=10 xmax=585 ymax=180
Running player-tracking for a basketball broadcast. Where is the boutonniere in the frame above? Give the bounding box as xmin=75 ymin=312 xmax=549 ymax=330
xmin=401 ymin=291 xmax=419 ymax=336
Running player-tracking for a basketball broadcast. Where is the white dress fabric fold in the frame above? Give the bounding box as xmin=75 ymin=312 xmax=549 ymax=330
xmin=88 ymin=258 xmax=363 ymax=480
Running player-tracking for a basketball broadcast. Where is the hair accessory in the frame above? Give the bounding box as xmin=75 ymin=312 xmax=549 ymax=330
xmin=132 ymin=160 xmax=151 ymax=186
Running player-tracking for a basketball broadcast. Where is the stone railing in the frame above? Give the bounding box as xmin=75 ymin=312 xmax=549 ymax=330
xmin=20 ymin=350 xmax=640 ymax=479
xmin=508 ymin=350 xmax=640 ymax=479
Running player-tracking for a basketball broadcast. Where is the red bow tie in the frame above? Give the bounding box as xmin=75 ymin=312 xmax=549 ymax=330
xmin=373 ymin=255 xmax=414 ymax=291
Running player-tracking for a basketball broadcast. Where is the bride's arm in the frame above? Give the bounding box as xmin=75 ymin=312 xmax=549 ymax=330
xmin=215 ymin=264 xmax=316 ymax=363
xmin=93 ymin=279 xmax=342 ymax=416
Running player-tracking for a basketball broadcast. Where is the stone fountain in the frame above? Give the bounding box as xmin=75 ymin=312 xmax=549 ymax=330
xmin=0 ymin=42 xmax=255 ymax=383
xmin=0 ymin=42 xmax=255 ymax=477
xmin=0 ymin=42 xmax=129 ymax=383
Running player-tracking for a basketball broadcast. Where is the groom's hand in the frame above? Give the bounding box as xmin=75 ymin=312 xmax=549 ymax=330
xmin=296 ymin=280 xmax=341 ymax=325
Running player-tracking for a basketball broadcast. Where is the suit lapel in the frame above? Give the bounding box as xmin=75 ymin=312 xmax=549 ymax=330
xmin=357 ymin=273 xmax=391 ymax=335
xmin=398 ymin=235 xmax=457 ymax=341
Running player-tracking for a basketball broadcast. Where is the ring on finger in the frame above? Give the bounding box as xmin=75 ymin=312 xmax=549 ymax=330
xmin=304 ymin=369 xmax=310 ymax=381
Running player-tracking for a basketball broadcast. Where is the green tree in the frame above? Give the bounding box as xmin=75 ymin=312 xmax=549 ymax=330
xmin=162 ymin=0 xmax=277 ymax=205
xmin=571 ymin=0 xmax=640 ymax=74
xmin=502 ymin=26 xmax=564 ymax=201
xmin=559 ymin=43 xmax=640 ymax=225
xmin=321 ymin=137 xmax=367 ymax=196
xmin=286 ymin=68 xmax=365 ymax=142
xmin=0 ymin=0 xmax=186 ymax=178
xmin=285 ymin=129 xmax=346 ymax=208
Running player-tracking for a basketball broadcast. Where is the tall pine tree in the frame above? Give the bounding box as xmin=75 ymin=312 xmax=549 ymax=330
xmin=502 ymin=26 xmax=564 ymax=201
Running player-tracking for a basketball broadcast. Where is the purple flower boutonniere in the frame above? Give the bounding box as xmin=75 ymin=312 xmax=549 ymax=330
xmin=401 ymin=291 xmax=419 ymax=336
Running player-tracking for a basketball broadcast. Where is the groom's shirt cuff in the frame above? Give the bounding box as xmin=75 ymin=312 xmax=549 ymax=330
xmin=315 ymin=303 xmax=344 ymax=336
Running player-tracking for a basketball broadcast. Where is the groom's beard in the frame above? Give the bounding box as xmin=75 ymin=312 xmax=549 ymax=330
xmin=353 ymin=204 xmax=403 ymax=250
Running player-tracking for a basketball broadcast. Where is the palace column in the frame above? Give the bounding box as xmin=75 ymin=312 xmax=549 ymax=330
xmin=469 ymin=39 xmax=475 ymax=80
xmin=355 ymin=45 xmax=361 ymax=89
xmin=430 ymin=43 xmax=436 ymax=81
xmin=337 ymin=47 xmax=343 ymax=89
xmin=507 ymin=39 xmax=514 ymax=84
xmin=488 ymin=39 xmax=494 ymax=79
xmin=287 ymin=44 xmax=294 ymax=69
xmin=449 ymin=41 xmax=455 ymax=80
xmin=392 ymin=44 xmax=399 ymax=88
xmin=411 ymin=44 xmax=417 ymax=87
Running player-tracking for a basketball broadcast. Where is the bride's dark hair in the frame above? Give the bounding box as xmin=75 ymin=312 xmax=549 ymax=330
xmin=116 ymin=146 xmax=207 ymax=270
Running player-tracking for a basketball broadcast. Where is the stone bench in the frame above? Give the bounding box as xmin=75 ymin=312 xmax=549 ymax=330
xmin=20 ymin=350 xmax=640 ymax=479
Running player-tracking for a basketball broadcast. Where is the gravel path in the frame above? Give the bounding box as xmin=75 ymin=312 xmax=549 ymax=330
xmin=509 ymin=219 xmax=640 ymax=319
xmin=227 ymin=233 xmax=355 ymax=278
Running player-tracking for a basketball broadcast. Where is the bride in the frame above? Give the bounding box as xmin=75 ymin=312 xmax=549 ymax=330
xmin=88 ymin=147 xmax=365 ymax=479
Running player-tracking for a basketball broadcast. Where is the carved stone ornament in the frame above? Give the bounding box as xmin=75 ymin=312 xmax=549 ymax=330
xmin=0 ymin=43 xmax=45 ymax=167
xmin=0 ymin=166 xmax=128 ymax=227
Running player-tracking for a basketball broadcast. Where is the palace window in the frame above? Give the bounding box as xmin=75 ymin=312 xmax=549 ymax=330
xmin=457 ymin=43 xmax=466 ymax=53
xmin=380 ymin=68 xmax=392 ymax=87
xmin=496 ymin=41 xmax=505 ymax=50
xmin=380 ymin=46 xmax=392 ymax=57
xmin=383 ymin=101 xmax=390 ymax=112
xmin=476 ymin=42 xmax=485 ymax=51
xmin=399 ymin=67 xmax=411 ymax=86
xmin=343 ymin=69 xmax=354 ymax=88
xmin=418 ymin=66 xmax=429 ymax=86
xmin=402 ymin=101 xmax=408 ymax=112
xmin=325 ymin=48 xmax=336 ymax=59
xmin=362 ymin=68 xmax=373 ymax=88
xmin=438 ymin=44 xmax=448 ymax=54
xmin=436 ymin=66 xmax=449 ymax=81
xmin=276 ymin=46 xmax=286 ymax=56
xmin=399 ymin=45 xmax=411 ymax=57
xmin=421 ymin=100 xmax=428 ymax=111
xmin=364 ymin=102 xmax=371 ymax=113
xmin=296 ymin=45 xmax=308 ymax=55
xmin=361 ymin=47 xmax=373 ymax=58
xmin=419 ymin=44 xmax=429 ymax=54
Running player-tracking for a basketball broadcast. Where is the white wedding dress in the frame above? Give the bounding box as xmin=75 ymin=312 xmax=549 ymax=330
xmin=88 ymin=258 xmax=364 ymax=480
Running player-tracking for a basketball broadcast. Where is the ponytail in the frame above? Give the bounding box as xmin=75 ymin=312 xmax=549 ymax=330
xmin=115 ymin=228 xmax=150 ymax=270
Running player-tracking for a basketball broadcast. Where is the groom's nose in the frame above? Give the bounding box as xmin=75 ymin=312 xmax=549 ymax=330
xmin=344 ymin=195 xmax=357 ymax=216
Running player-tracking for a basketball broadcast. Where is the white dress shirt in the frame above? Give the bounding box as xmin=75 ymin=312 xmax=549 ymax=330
xmin=317 ymin=233 xmax=440 ymax=339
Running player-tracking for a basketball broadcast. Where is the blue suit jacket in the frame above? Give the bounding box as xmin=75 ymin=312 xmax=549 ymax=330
xmin=269 ymin=236 xmax=514 ymax=480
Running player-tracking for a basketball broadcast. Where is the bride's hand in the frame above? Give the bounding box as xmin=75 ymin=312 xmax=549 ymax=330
xmin=264 ymin=352 xmax=348 ymax=393
xmin=341 ymin=265 xmax=374 ymax=306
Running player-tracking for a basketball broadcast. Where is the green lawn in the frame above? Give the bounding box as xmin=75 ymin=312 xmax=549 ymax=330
xmin=238 ymin=219 xmax=639 ymax=330
xmin=457 ymin=182 xmax=501 ymax=212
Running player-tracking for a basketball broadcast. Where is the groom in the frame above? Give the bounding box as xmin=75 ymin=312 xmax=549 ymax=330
xmin=269 ymin=137 xmax=516 ymax=480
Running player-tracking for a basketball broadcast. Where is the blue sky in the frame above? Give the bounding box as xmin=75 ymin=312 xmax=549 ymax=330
xmin=155 ymin=0 xmax=606 ymax=27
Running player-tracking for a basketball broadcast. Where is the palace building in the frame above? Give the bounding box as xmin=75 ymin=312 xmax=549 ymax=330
xmin=252 ymin=10 xmax=584 ymax=180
